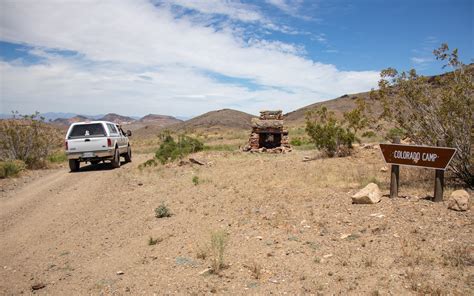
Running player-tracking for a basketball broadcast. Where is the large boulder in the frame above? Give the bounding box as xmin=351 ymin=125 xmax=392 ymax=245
xmin=352 ymin=183 xmax=382 ymax=204
xmin=447 ymin=190 xmax=470 ymax=211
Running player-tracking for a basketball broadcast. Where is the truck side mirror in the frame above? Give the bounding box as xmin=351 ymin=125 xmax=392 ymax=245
xmin=127 ymin=130 xmax=132 ymax=137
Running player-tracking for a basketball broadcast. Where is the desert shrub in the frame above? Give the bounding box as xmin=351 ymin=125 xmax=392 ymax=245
xmin=0 ymin=112 xmax=62 ymax=169
xmin=210 ymin=230 xmax=228 ymax=273
xmin=305 ymin=106 xmax=356 ymax=157
xmin=385 ymin=128 xmax=406 ymax=141
xmin=48 ymin=150 xmax=68 ymax=163
xmin=155 ymin=135 xmax=204 ymax=164
xmin=148 ymin=237 xmax=162 ymax=246
xmin=192 ymin=176 xmax=200 ymax=185
xmin=371 ymin=44 xmax=473 ymax=187
xmin=154 ymin=202 xmax=171 ymax=218
xmin=361 ymin=130 xmax=377 ymax=139
xmin=0 ymin=160 xmax=26 ymax=178
xmin=290 ymin=137 xmax=303 ymax=146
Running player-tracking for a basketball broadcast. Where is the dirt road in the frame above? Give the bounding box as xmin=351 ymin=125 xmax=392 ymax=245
xmin=0 ymin=151 xmax=472 ymax=295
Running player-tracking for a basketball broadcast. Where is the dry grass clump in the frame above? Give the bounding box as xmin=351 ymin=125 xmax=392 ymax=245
xmin=210 ymin=230 xmax=228 ymax=274
xmin=442 ymin=244 xmax=474 ymax=268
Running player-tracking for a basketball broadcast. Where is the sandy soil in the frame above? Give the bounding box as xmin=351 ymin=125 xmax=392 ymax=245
xmin=0 ymin=149 xmax=472 ymax=295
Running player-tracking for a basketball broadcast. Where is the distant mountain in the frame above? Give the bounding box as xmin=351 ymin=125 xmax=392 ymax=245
xmin=99 ymin=113 xmax=136 ymax=124
xmin=139 ymin=114 xmax=182 ymax=125
xmin=177 ymin=108 xmax=256 ymax=130
xmin=52 ymin=115 xmax=90 ymax=127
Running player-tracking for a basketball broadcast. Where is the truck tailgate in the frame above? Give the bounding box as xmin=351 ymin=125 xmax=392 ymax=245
xmin=67 ymin=137 xmax=109 ymax=154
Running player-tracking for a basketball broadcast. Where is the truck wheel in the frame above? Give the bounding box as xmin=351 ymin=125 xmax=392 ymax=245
xmin=111 ymin=149 xmax=121 ymax=168
xmin=90 ymin=160 xmax=100 ymax=165
xmin=69 ymin=159 xmax=80 ymax=172
xmin=124 ymin=146 xmax=132 ymax=163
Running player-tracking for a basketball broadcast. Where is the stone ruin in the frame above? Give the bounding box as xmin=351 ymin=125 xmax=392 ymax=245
xmin=243 ymin=110 xmax=291 ymax=153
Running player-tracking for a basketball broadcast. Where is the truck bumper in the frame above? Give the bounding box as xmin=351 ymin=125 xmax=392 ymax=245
xmin=66 ymin=149 xmax=114 ymax=161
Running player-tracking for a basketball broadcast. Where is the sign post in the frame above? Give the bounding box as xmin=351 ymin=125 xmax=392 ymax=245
xmin=390 ymin=137 xmax=400 ymax=198
xmin=433 ymin=140 xmax=446 ymax=202
xmin=380 ymin=141 xmax=456 ymax=202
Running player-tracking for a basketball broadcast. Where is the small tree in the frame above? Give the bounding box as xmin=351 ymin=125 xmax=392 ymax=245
xmin=343 ymin=97 xmax=371 ymax=135
xmin=371 ymin=44 xmax=473 ymax=187
xmin=305 ymin=106 xmax=356 ymax=157
xmin=0 ymin=112 xmax=62 ymax=168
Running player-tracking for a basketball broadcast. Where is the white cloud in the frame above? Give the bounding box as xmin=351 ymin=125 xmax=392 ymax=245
xmin=0 ymin=0 xmax=378 ymax=116
xmin=411 ymin=57 xmax=432 ymax=65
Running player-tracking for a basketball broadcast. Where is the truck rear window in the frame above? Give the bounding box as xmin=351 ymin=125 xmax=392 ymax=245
xmin=68 ymin=123 xmax=106 ymax=138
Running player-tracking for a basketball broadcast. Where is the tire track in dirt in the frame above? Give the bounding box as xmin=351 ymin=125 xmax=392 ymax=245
xmin=0 ymin=159 xmax=145 ymax=294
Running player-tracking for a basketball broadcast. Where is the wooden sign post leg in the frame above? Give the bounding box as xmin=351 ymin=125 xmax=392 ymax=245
xmin=433 ymin=140 xmax=446 ymax=202
xmin=390 ymin=137 xmax=400 ymax=199
xmin=434 ymin=169 xmax=444 ymax=202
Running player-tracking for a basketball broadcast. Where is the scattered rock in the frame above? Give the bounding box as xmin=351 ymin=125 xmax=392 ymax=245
xmin=137 ymin=182 xmax=143 ymax=186
xmin=269 ymin=278 xmax=279 ymax=284
xmin=380 ymin=166 xmax=388 ymax=172
xmin=323 ymin=254 xmax=333 ymax=258
xmin=116 ymin=270 xmax=124 ymax=275
xmin=31 ymin=283 xmax=46 ymax=291
xmin=352 ymin=183 xmax=381 ymax=204
xmin=447 ymin=190 xmax=470 ymax=211
xmin=175 ymin=256 xmax=198 ymax=267
xmin=199 ymin=268 xmax=212 ymax=275
xmin=189 ymin=158 xmax=205 ymax=165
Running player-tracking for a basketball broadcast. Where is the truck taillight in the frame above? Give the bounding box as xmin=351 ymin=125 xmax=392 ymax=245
xmin=65 ymin=141 xmax=68 ymax=150
xmin=107 ymin=138 xmax=112 ymax=147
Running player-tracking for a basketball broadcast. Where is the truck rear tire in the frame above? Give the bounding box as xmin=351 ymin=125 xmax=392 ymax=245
xmin=124 ymin=146 xmax=132 ymax=163
xmin=69 ymin=159 xmax=80 ymax=172
xmin=111 ymin=149 xmax=121 ymax=168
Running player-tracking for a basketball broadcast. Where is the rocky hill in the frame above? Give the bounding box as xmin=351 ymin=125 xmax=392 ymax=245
xmin=52 ymin=115 xmax=90 ymax=127
xmin=139 ymin=114 xmax=182 ymax=125
xmin=176 ymin=109 xmax=256 ymax=130
xmin=99 ymin=113 xmax=136 ymax=124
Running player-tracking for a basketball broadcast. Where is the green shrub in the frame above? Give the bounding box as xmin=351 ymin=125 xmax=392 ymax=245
xmin=0 ymin=160 xmax=26 ymax=178
xmin=48 ymin=150 xmax=68 ymax=163
xmin=192 ymin=176 xmax=200 ymax=186
xmin=0 ymin=112 xmax=62 ymax=169
xmin=290 ymin=138 xmax=303 ymax=146
xmin=361 ymin=131 xmax=377 ymax=138
xmin=305 ymin=106 xmax=356 ymax=157
xmin=155 ymin=202 xmax=171 ymax=218
xmin=155 ymin=135 xmax=204 ymax=164
xmin=385 ymin=128 xmax=406 ymax=141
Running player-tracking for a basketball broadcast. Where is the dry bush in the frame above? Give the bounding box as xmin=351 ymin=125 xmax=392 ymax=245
xmin=0 ymin=160 xmax=26 ymax=178
xmin=442 ymin=244 xmax=474 ymax=268
xmin=210 ymin=230 xmax=228 ymax=273
xmin=246 ymin=261 xmax=262 ymax=279
xmin=0 ymin=112 xmax=62 ymax=169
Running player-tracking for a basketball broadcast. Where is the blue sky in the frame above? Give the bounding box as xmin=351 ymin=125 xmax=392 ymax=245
xmin=0 ymin=0 xmax=472 ymax=117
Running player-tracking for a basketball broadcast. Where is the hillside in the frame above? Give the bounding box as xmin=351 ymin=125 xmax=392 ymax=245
xmin=139 ymin=114 xmax=182 ymax=125
xmin=52 ymin=115 xmax=90 ymax=127
xmin=177 ymin=109 xmax=256 ymax=130
xmin=99 ymin=113 xmax=136 ymax=124
xmin=285 ymin=92 xmax=374 ymax=124
xmin=285 ymin=64 xmax=474 ymax=124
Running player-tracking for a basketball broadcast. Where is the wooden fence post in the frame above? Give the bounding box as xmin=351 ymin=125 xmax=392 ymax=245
xmin=390 ymin=137 xmax=400 ymax=198
xmin=433 ymin=140 xmax=446 ymax=202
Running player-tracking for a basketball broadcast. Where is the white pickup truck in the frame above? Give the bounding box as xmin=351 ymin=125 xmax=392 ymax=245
xmin=65 ymin=121 xmax=132 ymax=172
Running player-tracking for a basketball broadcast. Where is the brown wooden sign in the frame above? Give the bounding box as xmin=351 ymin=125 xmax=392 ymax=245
xmin=380 ymin=144 xmax=456 ymax=170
